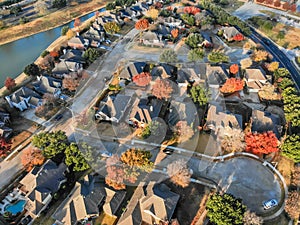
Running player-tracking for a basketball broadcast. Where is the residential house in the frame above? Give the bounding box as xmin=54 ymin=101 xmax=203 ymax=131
xmin=222 ymin=26 xmax=243 ymax=42
xmin=0 ymin=111 xmax=12 ymax=139
xmin=168 ymin=100 xmax=198 ymax=127
xmin=5 ymin=87 xmax=42 ymax=111
xmin=205 ymin=64 xmax=228 ymax=88
xmin=251 ymin=109 xmax=282 ymax=138
xmin=206 ymin=103 xmax=243 ymax=131
xmin=117 ymin=181 xmax=180 ymax=225
xmin=163 ymin=16 xmax=182 ymax=28
xmin=201 ymin=32 xmax=213 ymax=48
xmin=32 ymin=75 xmax=62 ymax=97
xmin=244 ymin=68 xmax=268 ymax=92
xmin=52 ymin=174 xmax=126 ymax=225
xmin=19 ymin=160 xmax=68 ymax=219
xmin=141 ymin=31 xmax=164 ymax=48
xmin=119 ymin=61 xmax=147 ymax=80
xmin=95 ymin=94 xmax=135 ymax=122
xmin=68 ymin=36 xmax=89 ymax=50
xmin=128 ymin=97 xmax=164 ymax=127
xmin=52 ymin=49 xmax=85 ymax=77
xmin=151 ymin=63 xmax=177 ymax=81
xmin=84 ymin=26 xmax=106 ymax=42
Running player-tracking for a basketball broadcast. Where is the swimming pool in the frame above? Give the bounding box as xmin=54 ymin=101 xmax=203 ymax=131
xmin=4 ymin=200 xmax=26 ymax=215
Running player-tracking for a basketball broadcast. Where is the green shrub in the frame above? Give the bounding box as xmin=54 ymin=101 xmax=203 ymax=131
xmin=41 ymin=50 xmax=49 ymax=58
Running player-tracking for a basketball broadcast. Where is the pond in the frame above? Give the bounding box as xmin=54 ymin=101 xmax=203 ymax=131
xmin=4 ymin=199 xmax=26 ymax=215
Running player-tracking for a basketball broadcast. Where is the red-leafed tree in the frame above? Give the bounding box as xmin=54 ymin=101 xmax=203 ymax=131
xmin=135 ymin=18 xmax=149 ymax=30
xmin=229 ymin=64 xmax=239 ymax=75
xmin=49 ymin=51 xmax=59 ymax=58
xmin=256 ymin=0 xmax=265 ymax=3
xmin=21 ymin=147 xmax=45 ymax=171
xmin=184 ymin=6 xmax=201 ymax=15
xmin=220 ymin=78 xmax=244 ymax=94
xmin=151 ymin=78 xmax=173 ymax=99
xmin=265 ymin=0 xmax=274 ymax=5
xmin=233 ymin=33 xmax=244 ymax=41
xmin=290 ymin=4 xmax=297 ymax=12
xmin=245 ymin=131 xmax=279 ymax=155
xmin=282 ymin=2 xmax=290 ymax=10
xmin=74 ymin=17 xmax=81 ymax=30
xmin=154 ymin=2 xmax=163 ymax=9
xmin=0 ymin=138 xmax=11 ymax=158
xmin=105 ymin=154 xmax=126 ymax=190
xmin=132 ymin=72 xmax=151 ymax=86
xmin=4 ymin=77 xmax=16 ymax=91
xmin=274 ymin=0 xmax=281 ymax=7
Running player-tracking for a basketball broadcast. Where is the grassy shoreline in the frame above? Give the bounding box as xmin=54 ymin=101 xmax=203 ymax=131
xmin=0 ymin=0 xmax=111 ymax=46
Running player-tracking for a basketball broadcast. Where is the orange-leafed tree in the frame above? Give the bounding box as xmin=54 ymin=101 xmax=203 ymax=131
xmin=63 ymin=77 xmax=80 ymax=91
xmin=21 ymin=147 xmax=45 ymax=171
xmin=167 ymin=159 xmax=192 ymax=188
xmin=151 ymin=78 xmax=173 ymax=100
xmin=0 ymin=138 xmax=11 ymax=158
xmin=220 ymin=78 xmax=244 ymax=94
xmin=171 ymin=29 xmax=179 ymax=40
xmin=252 ymin=50 xmax=269 ymax=62
xmin=132 ymin=72 xmax=151 ymax=86
xmin=73 ymin=18 xmax=81 ymax=30
xmin=233 ymin=33 xmax=244 ymax=41
xmin=49 ymin=51 xmax=59 ymax=58
xmin=135 ymin=18 xmax=149 ymax=30
xmin=229 ymin=64 xmax=239 ymax=75
xmin=245 ymin=131 xmax=279 ymax=155
xmin=4 ymin=77 xmax=16 ymax=91
xmin=105 ymin=154 xmax=126 ymax=190
xmin=267 ymin=61 xmax=279 ymax=72
xmin=184 ymin=6 xmax=201 ymax=15
xmin=265 ymin=0 xmax=273 ymax=5
xmin=290 ymin=4 xmax=297 ymax=12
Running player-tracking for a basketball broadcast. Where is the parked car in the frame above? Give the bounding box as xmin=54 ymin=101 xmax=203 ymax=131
xmin=19 ymin=215 xmax=32 ymax=225
xmin=163 ymin=149 xmax=174 ymax=155
xmin=263 ymin=199 xmax=278 ymax=210
xmin=54 ymin=114 xmax=63 ymax=121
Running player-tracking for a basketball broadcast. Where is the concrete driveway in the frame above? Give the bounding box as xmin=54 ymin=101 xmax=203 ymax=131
xmin=189 ymin=156 xmax=282 ymax=216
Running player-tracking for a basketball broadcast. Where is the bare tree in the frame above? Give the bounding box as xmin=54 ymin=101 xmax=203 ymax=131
xmin=167 ymin=159 xmax=192 ymax=188
xmin=243 ymin=210 xmax=263 ymax=225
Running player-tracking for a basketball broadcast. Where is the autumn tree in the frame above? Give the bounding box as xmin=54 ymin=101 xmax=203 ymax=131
xmin=63 ymin=77 xmax=80 ymax=91
xmin=151 ymin=78 xmax=173 ymax=100
xmin=73 ymin=18 xmax=81 ymax=31
xmin=220 ymin=78 xmax=244 ymax=94
xmin=233 ymin=33 xmax=244 ymax=41
xmin=171 ymin=29 xmax=179 ymax=40
xmin=252 ymin=50 xmax=269 ymax=62
xmin=207 ymin=193 xmax=246 ymax=225
xmin=245 ymin=131 xmax=279 ymax=156
xmin=66 ymin=29 xmax=75 ymax=39
xmin=243 ymin=210 xmax=263 ymax=225
xmin=174 ymin=121 xmax=194 ymax=143
xmin=285 ymin=191 xmax=300 ymax=220
xmin=120 ymin=148 xmax=153 ymax=172
xmin=167 ymin=159 xmax=192 ymax=188
xmin=273 ymin=0 xmax=281 ymax=7
xmin=217 ymin=127 xmax=245 ymax=154
xmin=189 ymin=84 xmax=209 ymax=107
xmin=135 ymin=18 xmax=149 ymax=30
xmin=39 ymin=54 xmax=54 ymax=70
xmin=208 ymin=50 xmax=229 ymax=63
xmin=65 ymin=142 xmax=90 ymax=172
xmin=229 ymin=64 xmax=239 ymax=75
xmin=184 ymin=6 xmax=201 ymax=15
xmin=240 ymin=58 xmax=253 ymax=69
xmin=282 ymin=2 xmax=290 ymax=10
xmin=32 ymin=130 xmax=68 ymax=158
xmin=21 ymin=147 xmax=45 ymax=171
xmin=4 ymin=77 xmax=16 ymax=91
xmin=105 ymin=154 xmax=126 ymax=190
xmin=132 ymin=72 xmax=151 ymax=86
xmin=145 ymin=8 xmax=159 ymax=20
xmin=267 ymin=61 xmax=279 ymax=72
xmin=0 ymin=138 xmax=11 ymax=158
xmin=159 ymin=49 xmax=178 ymax=63
xmin=103 ymin=21 xmax=120 ymax=34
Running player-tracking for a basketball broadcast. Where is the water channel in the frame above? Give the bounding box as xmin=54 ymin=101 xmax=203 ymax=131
xmin=0 ymin=8 xmax=106 ymax=86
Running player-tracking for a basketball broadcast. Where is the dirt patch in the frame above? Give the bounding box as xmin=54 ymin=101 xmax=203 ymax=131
xmin=277 ymin=155 xmax=294 ymax=187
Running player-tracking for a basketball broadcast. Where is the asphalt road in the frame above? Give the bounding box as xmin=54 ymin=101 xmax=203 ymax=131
xmin=249 ymin=28 xmax=300 ymax=90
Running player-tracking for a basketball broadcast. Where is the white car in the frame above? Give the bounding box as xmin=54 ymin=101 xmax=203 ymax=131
xmin=263 ymin=199 xmax=278 ymax=210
